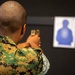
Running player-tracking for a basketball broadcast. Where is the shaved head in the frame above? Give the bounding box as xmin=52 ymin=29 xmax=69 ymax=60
xmin=0 ymin=1 xmax=27 ymax=33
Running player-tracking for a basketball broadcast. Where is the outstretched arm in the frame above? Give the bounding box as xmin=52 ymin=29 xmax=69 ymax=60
xmin=17 ymin=34 xmax=42 ymax=51
xmin=17 ymin=34 xmax=50 ymax=75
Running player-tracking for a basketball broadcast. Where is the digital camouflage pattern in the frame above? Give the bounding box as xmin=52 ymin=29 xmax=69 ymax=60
xmin=0 ymin=36 xmax=43 ymax=75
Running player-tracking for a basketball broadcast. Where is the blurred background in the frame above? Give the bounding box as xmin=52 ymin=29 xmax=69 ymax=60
xmin=0 ymin=0 xmax=75 ymax=75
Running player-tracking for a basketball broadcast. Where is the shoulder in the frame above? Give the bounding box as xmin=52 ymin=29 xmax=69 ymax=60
xmin=16 ymin=47 xmax=42 ymax=55
xmin=15 ymin=47 xmax=43 ymax=74
xmin=15 ymin=47 xmax=42 ymax=62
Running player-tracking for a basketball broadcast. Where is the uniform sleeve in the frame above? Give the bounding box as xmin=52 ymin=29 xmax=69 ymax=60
xmin=15 ymin=47 xmax=43 ymax=75
xmin=39 ymin=53 xmax=50 ymax=75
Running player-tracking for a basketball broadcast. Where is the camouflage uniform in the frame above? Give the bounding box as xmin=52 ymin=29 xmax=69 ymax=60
xmin=0 ymin=36 xmax=43 ymax=75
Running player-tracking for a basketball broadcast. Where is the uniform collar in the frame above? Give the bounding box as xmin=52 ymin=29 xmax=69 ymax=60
xmin=0 ymin=36 xmax=16 ymax=46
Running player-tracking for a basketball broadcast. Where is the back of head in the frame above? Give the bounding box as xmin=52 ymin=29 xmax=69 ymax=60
xmin=0 ymin=1 xmax=27 ymax=33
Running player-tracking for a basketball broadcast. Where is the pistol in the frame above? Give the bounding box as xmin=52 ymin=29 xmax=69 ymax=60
xmin=31 ymin=29 xmax=40 ymax=36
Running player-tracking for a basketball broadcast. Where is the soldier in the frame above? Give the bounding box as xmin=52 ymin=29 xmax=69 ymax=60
xmin=0 ymin=1 xmax=50 ymax=75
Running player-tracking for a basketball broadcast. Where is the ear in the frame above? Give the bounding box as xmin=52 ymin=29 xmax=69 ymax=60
xmin=21 ymin=24 xmax=26 ymax=36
